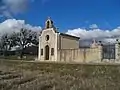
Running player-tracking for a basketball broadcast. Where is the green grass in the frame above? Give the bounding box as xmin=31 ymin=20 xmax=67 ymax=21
xmin=0 ymin=60 xmax=120 ymax=90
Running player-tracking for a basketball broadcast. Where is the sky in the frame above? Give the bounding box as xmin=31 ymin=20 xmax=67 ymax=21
xmin=0 ymin=0 xmax=120 ymax=44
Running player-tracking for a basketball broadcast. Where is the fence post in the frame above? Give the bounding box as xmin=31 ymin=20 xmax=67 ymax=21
xmin=98 ymin=45 xmax=103 ymax=62
xmin=115 ymin=43 xmax=120 ymax=61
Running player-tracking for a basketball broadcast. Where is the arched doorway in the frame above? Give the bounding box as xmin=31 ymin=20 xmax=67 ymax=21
xmin=45 ymin=45 xmax=49 ymax=60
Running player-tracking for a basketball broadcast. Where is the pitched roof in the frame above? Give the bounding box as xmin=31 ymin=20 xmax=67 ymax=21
xmin=60 ymin=33 xmax=80 ymax=40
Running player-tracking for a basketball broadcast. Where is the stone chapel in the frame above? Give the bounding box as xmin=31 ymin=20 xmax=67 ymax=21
xmin=38 ymin=17 xmax=120 ymax=63
xmin=38 ymin=17 xmax=80 ymax=62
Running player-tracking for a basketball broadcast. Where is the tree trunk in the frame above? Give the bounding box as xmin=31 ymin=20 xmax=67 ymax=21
xmin=20 ymin=48 xmax=24 ymax=59
xmin=20 ymin=50 xmax=23 ymax=59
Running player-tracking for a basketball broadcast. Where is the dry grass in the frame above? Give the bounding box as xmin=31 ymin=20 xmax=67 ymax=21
xmin=0 ymin=60 xmax=120 ymax=90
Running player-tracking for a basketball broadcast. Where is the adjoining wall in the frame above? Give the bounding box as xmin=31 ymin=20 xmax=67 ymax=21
xmin=85 ymin=47 xmax=102 ymax=62
xmin=60 ymin=35 xmax=79 ymax=49
xmin=57 ymin=46 xmax=102 ymax=63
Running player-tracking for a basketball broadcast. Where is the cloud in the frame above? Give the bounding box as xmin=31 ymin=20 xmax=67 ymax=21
xmin=0 ymin=0 xmax=33 ymax=18
xmin=66 ymin=25 xmax=120 ymax=45
xmin=0 ymin=19 xmax=41 ymax=36
xmin=0 ymin=19 xmax=41 ymax=50
xmin=89 ymin=24 xmax=98 ymax=29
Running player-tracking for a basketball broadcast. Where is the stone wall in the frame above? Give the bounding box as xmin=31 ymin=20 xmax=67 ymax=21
xmin=115 ymin=43 xmax=120 ymax=61
xmin=57 ymin=46 xmax=102 ymax=63
xmin=59 ymin=35 xmax=79 ymax=49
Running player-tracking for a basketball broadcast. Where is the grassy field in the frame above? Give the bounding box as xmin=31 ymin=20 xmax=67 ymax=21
xmin=0 ymin=60 xmax=120 ymax=90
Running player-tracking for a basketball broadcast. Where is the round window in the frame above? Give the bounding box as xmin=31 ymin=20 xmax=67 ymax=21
xmin=46 ymin=35 xmax=49 ymax=41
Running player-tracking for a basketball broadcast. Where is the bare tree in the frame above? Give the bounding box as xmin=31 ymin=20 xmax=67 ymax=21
xmin=8 ymin=28 xmax=39 ymax=59
xmin=0 ymin=34 xmax=11 ymax=56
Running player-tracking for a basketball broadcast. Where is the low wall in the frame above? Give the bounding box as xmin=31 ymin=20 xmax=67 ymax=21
xmin=116 ymin=44 xmax=120 ymax=60
xmin=58 ymin=47 xmax=102 ymax=63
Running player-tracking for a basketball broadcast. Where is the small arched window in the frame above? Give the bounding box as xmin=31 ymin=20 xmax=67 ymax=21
xmin=46 ymin=21 xmax=50 ymax=28
xmin=41 ymin=49 xmax=43 ymax=55
xmin=51 ymin=48 xmax=54 ymax=55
